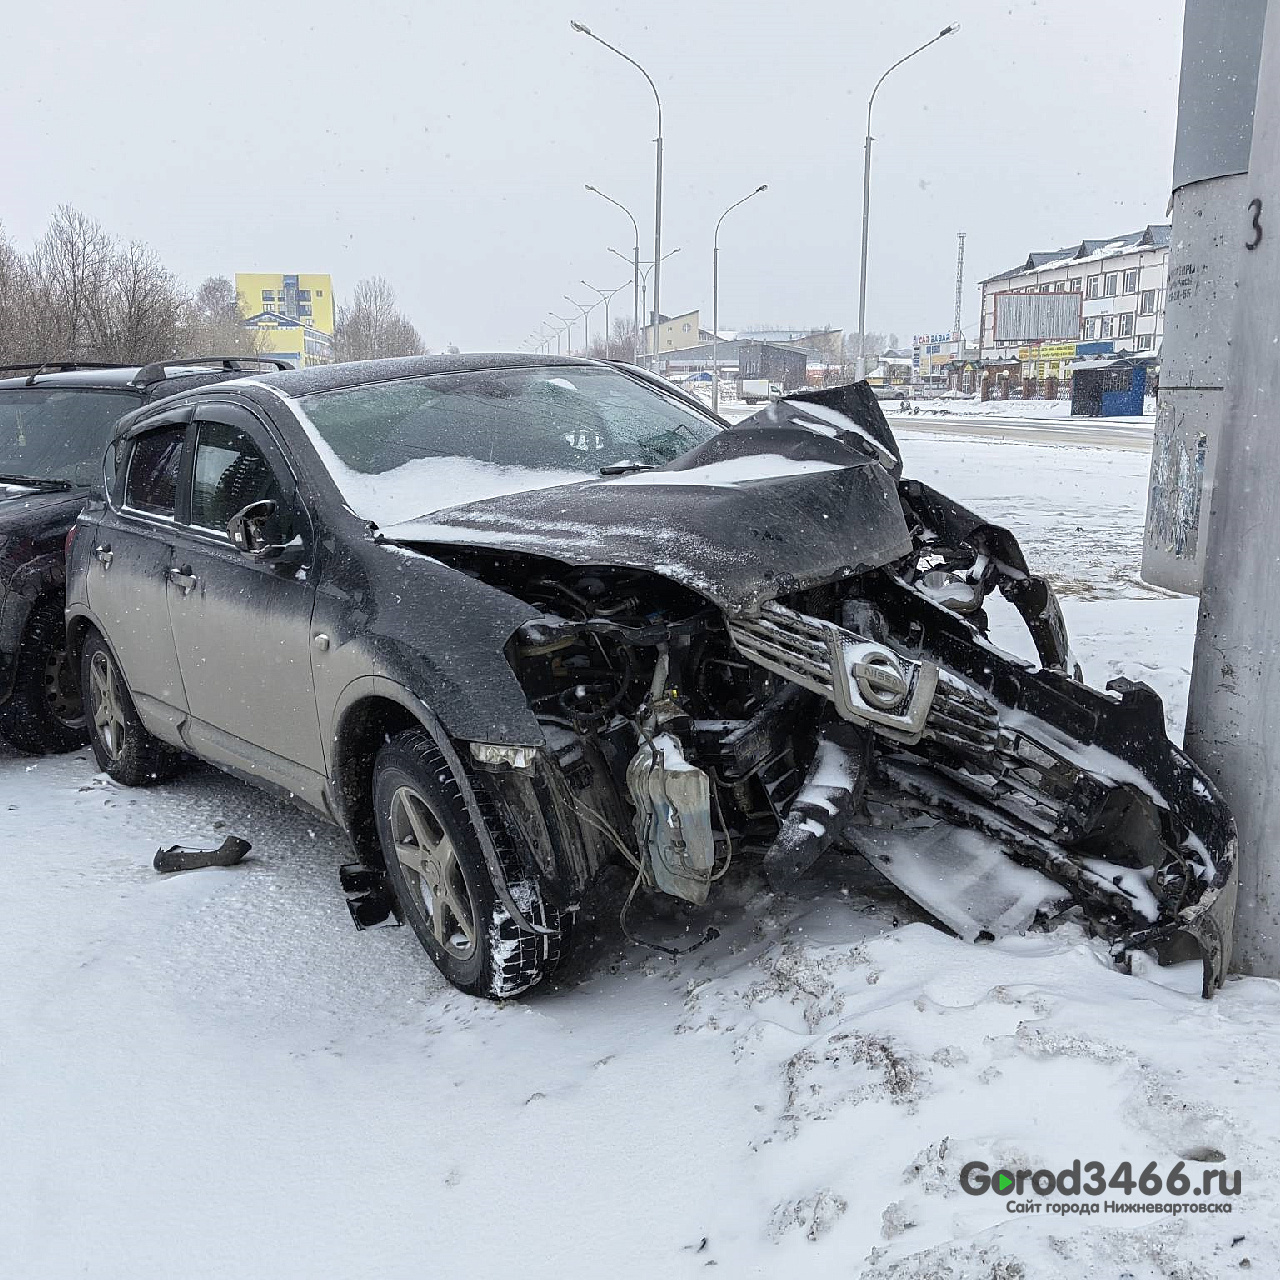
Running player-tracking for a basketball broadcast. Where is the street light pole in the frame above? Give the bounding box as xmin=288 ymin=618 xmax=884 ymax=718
xmin=855 ymin=23 xmax=959 ymax=381
xmin=550 ymin=313 xmax=575 ymax=355
xmin=564 ymin=296 xmax=597 ymax=355
xmin=612 ymin=246 xmax=681 ymax=366
xmin=712 ymin=184 xmax=768 ymax=416
xmin=571 ymin=21 xmax=663 ymax=372
xmin=586 ymin=184 xmax=641 ymax=363
xmin=580 ymin=280 xmax=628 ymax=359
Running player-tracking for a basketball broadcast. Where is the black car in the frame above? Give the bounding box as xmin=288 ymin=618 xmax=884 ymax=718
xmin=65 ymin=355 xmax=1236 ymax=999
xmin=0 ymin=359 xmax=288 ymax=753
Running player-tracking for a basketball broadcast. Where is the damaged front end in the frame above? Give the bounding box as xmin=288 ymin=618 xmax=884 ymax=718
xmin=391 ymin=384 xmax=1236 ymax=996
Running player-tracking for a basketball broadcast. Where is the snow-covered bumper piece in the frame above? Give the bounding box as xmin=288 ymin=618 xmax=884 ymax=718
xmin=729 ymin=600 xmax=1237 ymax=996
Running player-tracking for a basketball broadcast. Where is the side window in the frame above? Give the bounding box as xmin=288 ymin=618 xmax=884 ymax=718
xmin=190 ymin=420 xmax=284 ymax=534
xmin=125 ymin=425 xmax=186 ymax=516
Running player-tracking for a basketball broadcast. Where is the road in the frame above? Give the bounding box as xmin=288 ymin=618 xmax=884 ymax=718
xmin=718 ymin=402 xmax=1155 ymax=452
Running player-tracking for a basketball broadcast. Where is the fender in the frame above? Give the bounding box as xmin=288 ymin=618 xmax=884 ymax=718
xmin=328 ymin=674 xmax=551 ymax=936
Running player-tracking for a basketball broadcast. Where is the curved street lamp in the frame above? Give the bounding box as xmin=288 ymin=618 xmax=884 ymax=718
xmin=712 ymin=184 xmax=768 ymax=415
xmin=856 ymin=23 xmax=960 ymax=380
xmin=580 ymin=279 xmax=629 ymax=360
xmin=563 ymin=294 xmax=597 ymax=356
xmin=571 ymin=21 xmax=663 ymax=370
xmin=586 ymin=184 xmax=641 ymax=362
xmin=609 ymin=246 xmax=680 ymax=362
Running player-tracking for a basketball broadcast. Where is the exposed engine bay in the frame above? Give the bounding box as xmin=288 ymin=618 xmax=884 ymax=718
xmin=392 ymin=385 xmax=1237 ymax=996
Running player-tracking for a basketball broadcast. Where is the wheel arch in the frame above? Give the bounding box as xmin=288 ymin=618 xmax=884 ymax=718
xmin=328 ymin=676 xmax=552 ymax=937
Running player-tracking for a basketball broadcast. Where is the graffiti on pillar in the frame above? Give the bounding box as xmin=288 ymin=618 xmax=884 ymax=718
xmin=1146 ymin=399 xmax=1208 ymax=561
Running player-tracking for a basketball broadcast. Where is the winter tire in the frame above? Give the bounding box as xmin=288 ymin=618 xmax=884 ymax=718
xmin=80 ymin=630 xmax=181 ymax=786
xmin=0 ymin=595 xmax=88 ymax=755
xmin=373 ymin=727 xmax=570 ymax=999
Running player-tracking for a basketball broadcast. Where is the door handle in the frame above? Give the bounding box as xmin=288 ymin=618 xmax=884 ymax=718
xmin=168 ymin=566 xmax=198 ymax=595
xmin=93 ymin=544 xmax=113 ymax=567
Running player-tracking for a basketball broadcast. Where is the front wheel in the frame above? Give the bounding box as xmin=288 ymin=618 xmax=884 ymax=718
xmin=373 ymin=728 xmax=570 ymax=998
xmin=81 ymin=631 xmax=181 ymax=785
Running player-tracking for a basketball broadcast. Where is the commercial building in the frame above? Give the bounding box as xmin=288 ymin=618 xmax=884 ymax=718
xmin=977 ymin=225 xmax=1170 ymax=388
xmin=236 ymin=272 xmax=335 ymax=367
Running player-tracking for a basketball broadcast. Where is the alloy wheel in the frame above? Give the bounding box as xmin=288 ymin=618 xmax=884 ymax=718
xmin=43 ymin=644 xmax=86 ymax=731
xmin=388 ymin=784 xmax=477 ymax=958
xmin=89 ymin=649 xmax=126 ymax=763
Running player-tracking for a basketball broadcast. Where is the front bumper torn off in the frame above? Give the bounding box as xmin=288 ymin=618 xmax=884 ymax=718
xmin=728 ymin=601 xmax=1238 ymax=996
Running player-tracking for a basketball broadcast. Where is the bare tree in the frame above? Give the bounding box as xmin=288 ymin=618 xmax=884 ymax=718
xmin=2 ymin=206 xmax=190 ymax=364
xmin=333 ymin=277 xmax=427 ymax=361
xmin=179 ymin=275 xmax=262 ymax=357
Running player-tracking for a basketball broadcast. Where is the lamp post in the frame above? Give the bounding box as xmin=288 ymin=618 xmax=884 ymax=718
xmin=563 ymin=295 xmax=597 ymax=355
xmin=571 ymin=21 xmax=663 ymax=371
xmin=610 ymin=246 xmax=680 ymax=364
xmin=579 ymin=279 xmax=628 ymax=359
xmin=855 ymin=23 xmax=959 ymax=380
xmin=586 ymin=183 xmax=640 ymax=360
xmin=712 ymin=183 xmax=768 ymax=415
xmin=550 ymin=313 xmax=575 ymax=355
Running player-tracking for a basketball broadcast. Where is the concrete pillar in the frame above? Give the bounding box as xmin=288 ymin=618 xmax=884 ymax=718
xmin=1186 ymin=0 xmax=1280 ymax=975
xmin=1142 ymin=0 xmax=1267 ymax=595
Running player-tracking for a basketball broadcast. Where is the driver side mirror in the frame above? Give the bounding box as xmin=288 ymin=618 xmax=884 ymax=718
xmin=227 ymin=499 xmax=304 ymax=566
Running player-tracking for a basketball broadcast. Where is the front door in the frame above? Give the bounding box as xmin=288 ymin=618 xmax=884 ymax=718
xmin=86 ymin=413 xmax=190 ymax=741
xmin=166 ymin=403 xmax=325 ymax=794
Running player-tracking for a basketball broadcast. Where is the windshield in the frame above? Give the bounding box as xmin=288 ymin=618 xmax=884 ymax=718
xmin=0 ymin=388 xmax=138 ymax=486
xmin=296 ymin=364 xmax=722 ymax=525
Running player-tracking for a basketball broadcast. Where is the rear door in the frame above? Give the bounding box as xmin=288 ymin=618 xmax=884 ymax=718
xmin=85 ymin=410 xmax=191 ymax=740
xmin=165 ymin=402 xmax=325 ymax=797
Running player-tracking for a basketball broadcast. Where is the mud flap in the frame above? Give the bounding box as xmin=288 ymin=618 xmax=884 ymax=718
xmin=763 ymin=724 xmax=871 ymax=890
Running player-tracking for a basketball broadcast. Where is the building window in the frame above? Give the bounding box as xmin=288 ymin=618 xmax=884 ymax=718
xmin=1054 ymin=280 xmax=1065 ymax=291
xmin=1139 ymin=289 xmax=1156 ymax=315
xmin=1118 ymin=312 xmax=1134 ymax=338
xmin=1136 ymin=333 xmax=1154 ymax=351
xmin=1082 ymin=317 xmax=1097 ymax=340
xmin=261 ymin=289 xmax=275 ymax=302
xmin=1099 ymin=315 xmax=1115 ymax=338
xmin=1103 ymin=273 xmax=1118 ymax=297
xmin=1123 ymin=268 xmax=1139 ymax=293
xmin=1086 ymin=276 xmax=1101 ymax=299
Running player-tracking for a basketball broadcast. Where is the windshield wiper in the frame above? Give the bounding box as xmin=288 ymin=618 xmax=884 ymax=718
xmin=0 ymin=473 xmax=73 ymax=490
xmin=599 ymin=461 xmax=656 ymax=476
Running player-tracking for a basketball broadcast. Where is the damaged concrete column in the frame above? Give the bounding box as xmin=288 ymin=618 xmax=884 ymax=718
xmin=1142 ymin=0 xmax=1267 ymax=594
xmin=1186 ymin=0 xmax=1280 ymax=976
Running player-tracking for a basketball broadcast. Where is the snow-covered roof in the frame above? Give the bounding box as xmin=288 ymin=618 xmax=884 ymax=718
xmin=983 ymin=224 xmax=1171 ymax=284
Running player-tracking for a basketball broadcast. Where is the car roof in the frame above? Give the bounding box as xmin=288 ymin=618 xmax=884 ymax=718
xmin=245 ymin=352 xmax=601 ymax=398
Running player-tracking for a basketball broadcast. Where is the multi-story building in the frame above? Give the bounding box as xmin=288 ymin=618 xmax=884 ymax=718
xmin=977 ymin=225 xmax=1170 ymax=385
xmin=235 ymin=272 xmax=335 ymax=367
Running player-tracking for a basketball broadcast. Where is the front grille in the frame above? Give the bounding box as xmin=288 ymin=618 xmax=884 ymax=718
xmin=725 ymin=604 xmax=835 ymax=699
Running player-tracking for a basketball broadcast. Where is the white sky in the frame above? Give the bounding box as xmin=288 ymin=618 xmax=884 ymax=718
xmin=0 ymin=0 xmax=1181 ymax=352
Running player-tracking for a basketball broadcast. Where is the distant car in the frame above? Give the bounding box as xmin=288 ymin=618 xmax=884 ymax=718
xmin=66 ymin=354 xmax=1234 ymax=1003
xmin=0 ymin=358 xmax=287 ymax=753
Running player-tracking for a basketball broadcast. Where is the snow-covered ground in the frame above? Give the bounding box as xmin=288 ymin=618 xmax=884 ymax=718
xmin=4 ymin=429 xmax=1274 ymax=1280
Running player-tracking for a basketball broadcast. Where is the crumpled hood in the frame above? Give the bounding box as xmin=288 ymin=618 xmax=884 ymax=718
xmin=379 ymin=417 xmax=913 ymax=614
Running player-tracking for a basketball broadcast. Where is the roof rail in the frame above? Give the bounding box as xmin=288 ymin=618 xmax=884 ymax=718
xmin=0 ymin=361 xmax=134 ymax=385
xmin=131 ymin=356 xmax=293 ymax=387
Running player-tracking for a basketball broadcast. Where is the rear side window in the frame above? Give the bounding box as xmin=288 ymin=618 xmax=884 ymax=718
xmin=125 ymin=426 xmax=185 ymax=516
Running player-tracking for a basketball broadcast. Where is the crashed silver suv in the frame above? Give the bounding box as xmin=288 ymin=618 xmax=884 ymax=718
xmin=65 ymin=355 xmax=1236 ymax=998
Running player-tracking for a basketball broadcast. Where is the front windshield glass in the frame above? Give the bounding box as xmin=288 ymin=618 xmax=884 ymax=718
xmin=0 ymin=388 xmax=138 ymax=486
xmin=296 ymin=364 xmax=722 ymax=526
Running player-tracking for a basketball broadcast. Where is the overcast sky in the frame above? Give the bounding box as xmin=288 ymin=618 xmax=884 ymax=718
xmin=1 ymin=0 xmax=1181 ymax=352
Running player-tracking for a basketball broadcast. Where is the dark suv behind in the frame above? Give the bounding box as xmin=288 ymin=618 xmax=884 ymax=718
xmin=0 ymin=359 xmax=287 ymax=753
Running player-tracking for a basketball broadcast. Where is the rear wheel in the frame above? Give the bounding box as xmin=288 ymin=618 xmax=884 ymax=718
xmin=0 ymin=596 xmax=88 ymax=755
xmin=81 ymin=631 xmax=181 ymax=785
xmin=373 ymin=728 xmax=570 ymax=998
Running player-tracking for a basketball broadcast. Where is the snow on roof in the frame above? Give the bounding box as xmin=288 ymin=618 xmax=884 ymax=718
xmin=982 ymin=224 xmax=1171 ymax=283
